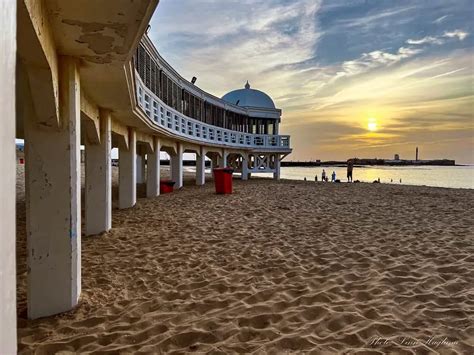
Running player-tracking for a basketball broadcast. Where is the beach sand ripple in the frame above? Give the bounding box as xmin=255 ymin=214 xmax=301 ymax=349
xmin=16 ymin=166 xmax=474 ymax=353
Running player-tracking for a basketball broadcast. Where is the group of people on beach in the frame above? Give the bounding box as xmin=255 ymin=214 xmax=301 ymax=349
xmin=316 ymin=159 xmax=354 ymax=183
xmin=319 ymin=170 xmax=336 ymax=182
xmin=310 ymin=160 xmax=405 ymax=184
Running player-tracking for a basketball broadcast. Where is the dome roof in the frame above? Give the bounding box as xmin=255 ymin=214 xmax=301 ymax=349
xmin=222 ymin=81 xmax=276 ymax=109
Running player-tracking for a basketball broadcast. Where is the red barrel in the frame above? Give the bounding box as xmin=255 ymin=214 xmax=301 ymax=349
xmin=213 ymin=167 xmax=234 ymax=194
xmin=160 ymin=180 xmax=175 ymax=194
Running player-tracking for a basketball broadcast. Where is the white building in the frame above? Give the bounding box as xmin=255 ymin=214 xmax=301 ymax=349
xmin=135 ymin=36 xmax=291 ymax=177
xmin=1 ymin=1 xmax=291 ymax=351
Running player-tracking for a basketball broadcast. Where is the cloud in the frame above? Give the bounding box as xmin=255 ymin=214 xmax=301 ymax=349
xmin=443 ymin=29 xmax=469 ymax=40
xmin=407 ymin=36 xmax=444 ymax=45
xmin=151 ymin=0 xmax=323 ymax=99
xmin=334 ymin=6 xmax=416 ymax=30
xmin=335 ymin=46 xmax=422 ymax=78
xmin=433 ymin=15 xmax=450 ymax=24
xmin=428 ymin=67 xmax=466 ymax=80
xmin=407 ymin=29 xmax=469 ymax=46
xmin=269 ymin=29 xmax=468 ymax=113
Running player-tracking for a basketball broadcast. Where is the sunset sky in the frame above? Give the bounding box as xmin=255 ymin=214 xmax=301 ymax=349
xmin=150 ymin=0 xmax=473 ymax=163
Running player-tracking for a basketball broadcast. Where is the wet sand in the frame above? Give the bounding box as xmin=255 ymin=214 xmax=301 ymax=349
xmin=16 ymin=165 xmax=474 ymax=353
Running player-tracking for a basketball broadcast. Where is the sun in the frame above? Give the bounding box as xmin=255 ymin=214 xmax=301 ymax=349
xmin=367 ymin=118 xmax=378 ymax=132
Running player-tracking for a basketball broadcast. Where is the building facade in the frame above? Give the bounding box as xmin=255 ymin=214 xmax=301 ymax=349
xmin=1 ymin=1 xmax=291 ymax=351
xmin=134 ymin=36 xmax=291 ymax=178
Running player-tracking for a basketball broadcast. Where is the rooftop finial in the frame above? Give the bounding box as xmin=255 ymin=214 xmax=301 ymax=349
xmin=245 ymin=81 xmax=250 ymax=89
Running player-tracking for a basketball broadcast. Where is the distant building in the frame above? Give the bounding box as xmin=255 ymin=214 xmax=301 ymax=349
xmin=394 ymin=154 xmax=400 ymax=161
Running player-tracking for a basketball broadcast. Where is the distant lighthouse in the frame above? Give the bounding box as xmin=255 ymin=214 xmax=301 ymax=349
xmin=416 ymin=147 xmax=419 ymax=161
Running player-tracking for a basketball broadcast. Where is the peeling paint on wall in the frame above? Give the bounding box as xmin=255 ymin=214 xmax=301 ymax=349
xmin=62 ymin=19 xmax=129 ymax=59
xmin=62 ymin=20 xmax=127 ymax=38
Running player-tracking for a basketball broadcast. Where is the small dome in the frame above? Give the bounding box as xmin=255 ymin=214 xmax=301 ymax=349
xmin=222 ymin=81 xmax=276 ymax=109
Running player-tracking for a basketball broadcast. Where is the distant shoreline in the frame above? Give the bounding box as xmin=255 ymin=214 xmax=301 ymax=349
xmin=108 ymin=160 xmax=460 ymax=167
xmin=273 ymin=176 xmax=474 ymax=190
xmin=281 ymin=160 xmax=457 ymax=167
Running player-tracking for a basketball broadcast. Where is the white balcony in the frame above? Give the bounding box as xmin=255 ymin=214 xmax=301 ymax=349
xmin=135 ymin=73 xmax=291 ymax=151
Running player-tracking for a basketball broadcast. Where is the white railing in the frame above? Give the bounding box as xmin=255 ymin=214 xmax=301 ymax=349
xmin=135 ymin=73 xmax=290 ymax=150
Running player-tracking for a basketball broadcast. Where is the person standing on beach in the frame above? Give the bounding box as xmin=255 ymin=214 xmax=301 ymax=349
xmin=331 ymin=171 xmax=336 ymax=182
xmin=347 ymin=159 xmax=354 ymax=182
xmin=322 ymin=169 xmax=326 ymax=182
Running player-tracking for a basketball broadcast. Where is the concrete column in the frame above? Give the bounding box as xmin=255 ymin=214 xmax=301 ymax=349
xmin=218 ymin=150 xmax=228 ymax=167
xmin=210 ymin=155 xmax=218 ymax=170
xmin=25 ymin=57 xmax=81 ymax=319
xmin=85 ymin=110 xmax=112 ymax=236
xmin=196 ymin=147 xmax=206 ymax=186
xmin=0 ymin=0 xmax=17 ymax=349
xmin=136 ymin=148 xmax=146 ymax=184
xmin=274 ymin=154 xmax=281 ymax=180
xmin=241 ymin=155 xmax=249 ymax=180
xmin=119 ymin=128 xmax=137 ymax=209
xmin=170 ymin=143 xmax=183 ymax=188
xmin=146 ymin=137 xmax=161 ymax=198
xmin=210 ymin=154 xmax=218 ymax=178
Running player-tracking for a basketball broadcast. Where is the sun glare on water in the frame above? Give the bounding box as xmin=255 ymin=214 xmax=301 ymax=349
xmin=367 ymin=118 xmax=378 ymax=132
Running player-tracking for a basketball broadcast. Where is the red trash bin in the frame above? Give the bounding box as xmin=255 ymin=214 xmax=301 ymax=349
xmin=213 ymin=167 xmax=234 ymax=194
xmin=160 ymin=180 xmax=175 ymax=194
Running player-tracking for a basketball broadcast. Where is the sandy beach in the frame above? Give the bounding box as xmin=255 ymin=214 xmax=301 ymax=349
xmin=16 ymin=165 xmax=473 ymax=353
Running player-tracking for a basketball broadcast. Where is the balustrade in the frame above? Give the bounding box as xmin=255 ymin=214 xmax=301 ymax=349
xmin=136 ymin=73 xmax=290 ymax=150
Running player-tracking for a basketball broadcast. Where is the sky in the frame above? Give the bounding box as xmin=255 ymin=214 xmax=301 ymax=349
xmin=149 ymin=0 xmax=474 ymax=163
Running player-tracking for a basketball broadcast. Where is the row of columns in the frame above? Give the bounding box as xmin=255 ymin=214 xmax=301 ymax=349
xmin=4 ymin=18 xmax=282 ymax=355
xmin=24 ymin=114 xmax=273 ymax=319
xmin=21 ymin=57 xmax=272 ymax=319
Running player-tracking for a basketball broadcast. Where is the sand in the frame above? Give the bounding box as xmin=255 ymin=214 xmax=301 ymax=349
xmin=16 ymin=165 xmax=474 ymax=354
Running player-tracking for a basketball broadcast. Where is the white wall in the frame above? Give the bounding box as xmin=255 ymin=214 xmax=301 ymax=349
xmin=0 ymin=0 xmax=17 ymax=352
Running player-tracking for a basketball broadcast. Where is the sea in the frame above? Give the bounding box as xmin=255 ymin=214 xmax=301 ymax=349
xmin=184 ymin=165 xmax=473 ymax=189
xmin=278 ymin=165 xmax=474 ymax=189
xmin=184 ymin=165 xmax=474 ymax=189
